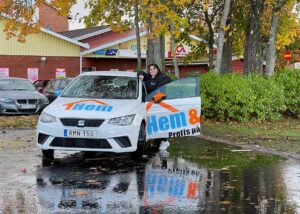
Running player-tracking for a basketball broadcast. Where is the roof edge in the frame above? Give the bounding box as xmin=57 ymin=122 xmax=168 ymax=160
xmin=73 ymin=27 xmax=111 ymax=41
xmin=81 ymin=31 xmax=148 ymax=55
xmin=41 ymin=28 xmax=90 ymax=49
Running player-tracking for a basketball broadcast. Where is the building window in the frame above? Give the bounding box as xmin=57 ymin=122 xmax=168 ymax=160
xmin=14 ymin=0 xmax=34 ymax=7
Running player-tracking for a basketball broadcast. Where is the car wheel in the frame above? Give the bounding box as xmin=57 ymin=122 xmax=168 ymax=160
xmin=132 ymin=123 xmax=146 ymax=159
xmin=42 ymin=149 xmax=54 ymax=160
xmin=83 ymin=151 xmax=97 ymax=159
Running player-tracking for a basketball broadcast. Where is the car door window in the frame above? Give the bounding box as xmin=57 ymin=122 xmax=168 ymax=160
xmin=44 ymin=81 xmax=54 ymax=91
xmin=59 ymin=80 xmax=67 ymax=89
xmin=53 ymin=80 xmax=61 ymax=90
xmin=145 ymin=77 xmax=200 ymax=101
xmin=43 ymin=80 xmax=50 ymax=87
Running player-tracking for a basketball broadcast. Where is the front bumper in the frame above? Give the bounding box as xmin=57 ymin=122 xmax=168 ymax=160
xmin=0 ymin=103 xmax=48 ymax=115
xmin=36 ymin=118 xmax=140 ymax=153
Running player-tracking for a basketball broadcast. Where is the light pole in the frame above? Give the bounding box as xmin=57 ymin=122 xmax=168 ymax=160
xmin=41 ymin=57 xmax=46 ymax=79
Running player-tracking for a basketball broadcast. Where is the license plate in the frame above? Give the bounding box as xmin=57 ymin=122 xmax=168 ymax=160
xmin=64 ymin=129 xmax=96 ymax=138
xmin=19 ymin=104 xmax=36 ymax=109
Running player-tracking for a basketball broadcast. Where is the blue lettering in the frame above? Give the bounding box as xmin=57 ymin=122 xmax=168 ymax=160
xmin=170 ymin=112 xmax=187 ymax=129
xmin=159 ymin=116 xmax=169 ymax=131
xmin=69 ymin=103 xmax=113 ymax=112
xmin=101 ymin=106 xmax=113 ymax=112
xmin=72 ymin=103 xmax=85 ymax=110
xmin=95 ymin=105 xmax=103 ymax=111
xmin=147 ymin=112 xmax=188 ymax=135
xmin=147 ymin=115 xmax=158 ymax=135
xmin=84 ymin=104 xmax=96 ymax=111
xmin=106 ymin=106 xmax=113 ymax=112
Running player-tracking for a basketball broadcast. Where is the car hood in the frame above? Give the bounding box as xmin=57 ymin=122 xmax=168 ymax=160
xmin=43 ymin=97 xmax=141 ymax=119
xmin=0 ymin=90 xmax=46 ymax=99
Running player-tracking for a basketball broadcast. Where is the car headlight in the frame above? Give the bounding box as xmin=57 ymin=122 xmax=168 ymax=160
xmin=108 ymin=114 xmax=135 ymax=126
xmin=41 ymin=97 xmax=49 ymax=104
xmin=40 ymin=112 xmax=56 ymax=123
xmin=0 ymin=98 xmax=15 ymax=104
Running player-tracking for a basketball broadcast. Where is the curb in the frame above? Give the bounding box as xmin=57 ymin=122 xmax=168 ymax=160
xmin=197 ymin=135 xmax=300 ymax=160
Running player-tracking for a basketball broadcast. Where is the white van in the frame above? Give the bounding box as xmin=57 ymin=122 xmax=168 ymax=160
xmin=37 ymin=71 xmax=201 ymax=160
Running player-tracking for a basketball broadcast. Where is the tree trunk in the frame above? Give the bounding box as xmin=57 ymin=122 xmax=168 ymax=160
xmin=221 ymin=34 xmax=232 ymax=73
xmin=134 ymin=0 xmax=142 ymax=70
xmin=265 ymin=0 xmax=287 ymax=76
xmin=147 ymin=37 xmax=164 ymax=71
xmin=160 ymin=34 xmax=165 ymax=72
xmin=146 ymin=0 xmax=165 ymax=71
xmin=204 ymin=11 xmax=215 ymax=70
xmin=244 ymin=0 xmax=264 ymax=75
xmin=215 ymin=0 xmax=231 ymax=75
xmin=170 ymin=21 xmax=180 ymax=77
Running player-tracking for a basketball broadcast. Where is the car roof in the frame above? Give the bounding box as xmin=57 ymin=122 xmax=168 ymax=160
xmin=80 ymin=71 xmax=138 ymax=78
xmin=51 ymin=78 xmax=73 ymax=81
xmin=0 ymin=78 xmax=28 ymax=81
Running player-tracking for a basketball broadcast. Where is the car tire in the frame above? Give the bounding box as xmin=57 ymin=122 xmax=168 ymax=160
xmin=42 ymin=149 xmax=54 ymax=160
xmin=83 ymin=151 xmax=97 ymax=159
xmin=132 ymin=123 xmax=146 ymax=159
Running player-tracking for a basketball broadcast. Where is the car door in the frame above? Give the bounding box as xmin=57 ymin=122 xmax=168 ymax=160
xmin=44 ymin=80 xmax=60 ymax=102
xmin=145 ymin=77 xmax=201 ymax=140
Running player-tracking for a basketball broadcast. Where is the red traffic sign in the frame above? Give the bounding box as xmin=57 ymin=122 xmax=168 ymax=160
xmin=284 ymin=51 xmax=292 ymax=61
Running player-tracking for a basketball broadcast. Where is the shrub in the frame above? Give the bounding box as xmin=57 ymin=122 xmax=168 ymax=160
xmin=201 ymin=72 xmax=286 ymax=121
xmin=275 ymin=69 xmax=300 ymax=117
xmin=201 ymin=72 xmax=255 ymax=121
xmin=246 ymin=73 xmax=285 ymax=121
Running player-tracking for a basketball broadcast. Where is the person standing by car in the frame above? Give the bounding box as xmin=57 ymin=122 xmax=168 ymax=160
xmin=138 ymin=63 xmax=172 ymax=151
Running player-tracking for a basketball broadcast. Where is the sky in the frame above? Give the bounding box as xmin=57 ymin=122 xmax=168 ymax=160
xmin=69 ymin=0 xmax=87 ymax=30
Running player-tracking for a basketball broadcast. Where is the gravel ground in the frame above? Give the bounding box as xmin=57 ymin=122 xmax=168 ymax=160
xmin=0 ymin=129 xmax=41 ymax=214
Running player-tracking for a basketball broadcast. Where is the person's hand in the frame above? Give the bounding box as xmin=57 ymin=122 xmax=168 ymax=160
xmin=139 ymin=75 xmax=144 ymax=80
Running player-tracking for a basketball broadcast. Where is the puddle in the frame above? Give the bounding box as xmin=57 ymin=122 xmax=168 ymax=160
xmin=31 ymin=137 xmax=300 ymax=213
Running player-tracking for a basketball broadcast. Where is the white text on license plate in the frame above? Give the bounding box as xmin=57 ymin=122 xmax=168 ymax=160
xmin=64 ymin=129 xmax=96 ymax=138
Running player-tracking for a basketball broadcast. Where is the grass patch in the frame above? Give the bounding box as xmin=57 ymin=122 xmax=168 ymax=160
xmin=0 ymin=115 xmax=39 ymax=129
xmin=202 ymin=118 xmax=300 ymax=154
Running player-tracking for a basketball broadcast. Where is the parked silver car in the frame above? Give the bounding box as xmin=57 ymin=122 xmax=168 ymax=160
xmin=0 ymin=78 xmax=49 ymax=115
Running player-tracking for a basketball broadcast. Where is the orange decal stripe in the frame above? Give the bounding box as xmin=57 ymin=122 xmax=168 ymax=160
xmin=159 ymin=102 xmax=179 ymax=112
xmin=146 ymin=102 xmax=154 ymax=112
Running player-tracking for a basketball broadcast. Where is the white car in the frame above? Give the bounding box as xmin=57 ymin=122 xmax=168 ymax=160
xmin=37 ymin=71 xmax=201 ymax=160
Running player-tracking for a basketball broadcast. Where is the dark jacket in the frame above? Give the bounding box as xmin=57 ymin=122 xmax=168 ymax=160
xmin=138 ymin=71 xmax=172 ymax=93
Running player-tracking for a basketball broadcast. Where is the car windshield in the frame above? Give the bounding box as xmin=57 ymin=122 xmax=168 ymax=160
xmin=0 ymin=79 xmax=36 ymax=91
xmin=61 ymin=76 xmax=138 ymax=99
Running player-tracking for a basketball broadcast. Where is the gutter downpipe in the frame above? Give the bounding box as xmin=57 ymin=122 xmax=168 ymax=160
xmin=80 ymin=52 xmax=83 ymax=74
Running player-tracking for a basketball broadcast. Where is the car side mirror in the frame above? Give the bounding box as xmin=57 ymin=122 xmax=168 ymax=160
xmin=55 ymin=89 xmax=63 ymax=97
xmin=152 ymin=92 xmax=166 ymax=103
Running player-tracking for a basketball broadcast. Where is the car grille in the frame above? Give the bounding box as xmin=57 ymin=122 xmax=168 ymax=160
xmin=50 ymin=138 xmax=112 ymax=149
xmin=16 ymin=99 xmax=38 ymax=104
xmin=60 ymin=119 xmax=104 ymax=127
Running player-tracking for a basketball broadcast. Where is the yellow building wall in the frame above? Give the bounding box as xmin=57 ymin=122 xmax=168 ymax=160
xmin=0 ymin=21 xmax=80 ymax=57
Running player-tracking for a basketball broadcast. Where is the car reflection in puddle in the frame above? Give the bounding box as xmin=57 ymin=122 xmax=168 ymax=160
xmin=36 ymin=138 xmax=300 ymax=213
xmin=36 ymin=152 xmax=206 ymax=213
